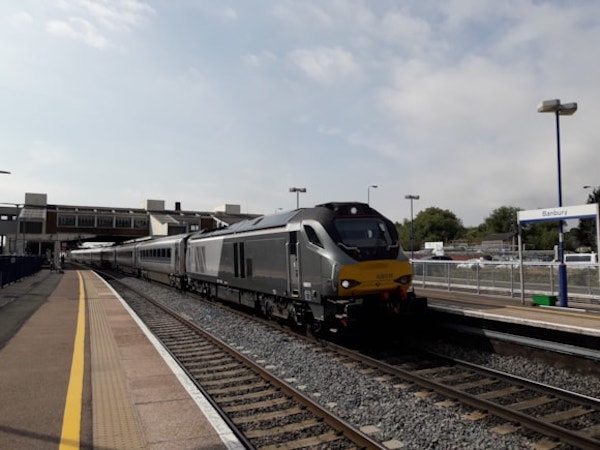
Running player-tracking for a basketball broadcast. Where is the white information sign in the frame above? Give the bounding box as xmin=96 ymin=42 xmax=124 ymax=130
xmin=518 ymin=204 xmax=598 ymax=223
xmin=516 ymin=203 xmax=600 ymax=302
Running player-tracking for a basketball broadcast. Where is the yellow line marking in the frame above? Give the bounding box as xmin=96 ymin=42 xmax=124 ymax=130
xmin=59 ymin=271 xmax=86 ymax=449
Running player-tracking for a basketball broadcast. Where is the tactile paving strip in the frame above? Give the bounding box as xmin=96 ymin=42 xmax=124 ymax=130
xmin=88 ymin=296 xmax=146 ymax=449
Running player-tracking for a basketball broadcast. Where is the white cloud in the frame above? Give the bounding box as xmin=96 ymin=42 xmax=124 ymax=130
xmin=379 ymin=56 xmax=534 ymax=139
xmin=288 ymin=46 xmax=362 ymax=83
xmin=9 ymin=11 xmax=34 ymax=27
xmin=242 ymin=51 xmax=277 ymax=67
xmin=41 ymin=0 xmax=155 ymax=48
xmin=380 ymin=9 xmax=432 ymax=43
xmin=46 ymin=17 xmax=108 ymax=48
xmin=58 ymin=0 xmax=155 ymax=30
xmin=218 ymin=7 xmax=238 ymax=22
xmin=271 ymin=1 xmax=332 ymax=28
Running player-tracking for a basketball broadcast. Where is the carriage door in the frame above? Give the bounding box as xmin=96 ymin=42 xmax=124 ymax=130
xmin=288 ymin=232 xmax=300 ymax=298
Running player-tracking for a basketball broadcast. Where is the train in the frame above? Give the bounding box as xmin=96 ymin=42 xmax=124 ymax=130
xmin=70 ymin=202 xmax=427 ymax=332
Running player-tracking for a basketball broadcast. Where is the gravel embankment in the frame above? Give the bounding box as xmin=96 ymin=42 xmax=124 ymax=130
xmin=119 ymin=279 xmax=600 ymax=449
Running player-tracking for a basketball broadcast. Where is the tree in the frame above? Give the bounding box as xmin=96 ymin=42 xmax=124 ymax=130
xmin=411 ymin=207 xmax=465 ymax=248
xmin=482 ymin=206 xmax=520 ymax=234
xmin=522 ymin=221 xmax=562 ymax=252
xmin=571 ymin=188 xmax=599 ymax=251
xmin=396 ymin=219 xmax=412 ymax=252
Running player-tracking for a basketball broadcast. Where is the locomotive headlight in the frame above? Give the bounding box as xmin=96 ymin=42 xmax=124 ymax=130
xmin=341 ymin=279 xmax=361 ymax=289
xmin=394 ymin=275 xmax=412 ymax=285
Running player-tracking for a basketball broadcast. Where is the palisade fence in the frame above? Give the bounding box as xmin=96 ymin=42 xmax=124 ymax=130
xmin=412 ymin=260 xmax=600 ymax=306
xmin=0 ymin=255 xmax=43 ymax=288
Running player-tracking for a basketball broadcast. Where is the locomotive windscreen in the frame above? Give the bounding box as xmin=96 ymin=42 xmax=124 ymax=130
xmin=333 ymin=218 xmax=399 ymax=261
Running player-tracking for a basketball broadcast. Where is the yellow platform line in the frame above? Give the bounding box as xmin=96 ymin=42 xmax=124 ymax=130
xmin=59 ymin=271 xmax=86 ymax=449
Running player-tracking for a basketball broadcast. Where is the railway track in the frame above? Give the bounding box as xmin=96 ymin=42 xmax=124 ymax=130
xmin=321 ymin=343 xmax=600 ymax=449
xmin=114 ymin=278 xmax=386 ymax=449
xmin=107 ymin=271 xmax=600 ymax=448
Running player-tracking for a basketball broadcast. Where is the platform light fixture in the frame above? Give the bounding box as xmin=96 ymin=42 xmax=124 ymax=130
xmin=404 ymin=194 xmax=420 ymax=260
xmin=289 ymin=187 xmax=306 ymax=209
xmin=367 ymin=185 xmax=378 ymax=206
xmin=537 ymin=99 xmax=578 ymax=308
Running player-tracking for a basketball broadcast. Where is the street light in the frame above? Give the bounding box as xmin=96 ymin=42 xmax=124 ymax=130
xmin=367 ymin=185 xmax=378 ymax=205
xmin=289 ymin=187 xmax=306 ymax=209
xmin=0 ymin=171 xmax=10 ymax=174
xmin=404 ymin=194 xmax=420 ymax=260
xmin=537 ymin=99 xmax=577 ymax=308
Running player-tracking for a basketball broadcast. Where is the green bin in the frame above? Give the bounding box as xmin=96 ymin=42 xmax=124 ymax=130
xmin=532 ymin=294 xmax=557 ymax=306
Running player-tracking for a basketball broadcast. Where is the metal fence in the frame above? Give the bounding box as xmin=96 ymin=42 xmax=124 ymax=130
xmin=411 ymin=259 xmax=600 ymax=306
xmin=0 ymin=255 xmax=43 ymax=288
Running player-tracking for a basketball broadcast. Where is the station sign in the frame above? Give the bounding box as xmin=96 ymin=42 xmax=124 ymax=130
xmin=518 ymin=204 xmax=599 ymax=224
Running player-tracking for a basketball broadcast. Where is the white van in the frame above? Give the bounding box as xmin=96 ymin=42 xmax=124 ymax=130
xmin=563 ymin=253 xmax=598 ymax=265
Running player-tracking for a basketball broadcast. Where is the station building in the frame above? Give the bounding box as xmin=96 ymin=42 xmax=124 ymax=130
xmin=0 ymin=193 xmax=255 ymax=262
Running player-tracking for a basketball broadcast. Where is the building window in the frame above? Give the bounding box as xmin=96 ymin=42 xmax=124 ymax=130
xmin=58 ymin=215 xmax=77 ymax=227
xmin=20 ymin=221 xmax=44 ymax=233
xmin=97 ymin=216 xmax=114 ymax=228
xmin=115 ymin=217 xmax=132 ymax=228
xmin=77 ymin=215 xmax=96 ymax=227
xmin=133 ymin=217 xmax=148 ymax=229
xmin=168 ymin=225 xmax=187 ymax=235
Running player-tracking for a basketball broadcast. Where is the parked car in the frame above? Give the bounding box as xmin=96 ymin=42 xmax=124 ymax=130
xmin=429 ymin=255 xmax=453 ymax=261
xmin=456 ymin=258 xmax=485 ymax=269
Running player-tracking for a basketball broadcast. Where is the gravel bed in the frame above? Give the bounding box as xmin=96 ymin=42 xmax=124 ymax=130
xmin=119 ymin=279 xmax=600 ymax=449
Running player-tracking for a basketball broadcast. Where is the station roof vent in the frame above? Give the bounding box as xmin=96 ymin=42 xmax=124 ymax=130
xmin=146 ymin=199 xmax=165 ymax=211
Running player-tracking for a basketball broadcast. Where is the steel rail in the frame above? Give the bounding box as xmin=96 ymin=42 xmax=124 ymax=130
xmin=324 ymin=341 xmax=600 ymax=449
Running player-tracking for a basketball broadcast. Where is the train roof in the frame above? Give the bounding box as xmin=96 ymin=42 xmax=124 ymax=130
xmin=189 ymin=202 xmax=385 ymax=239
xmin=193 ymin=209 xmax=301 ymax=238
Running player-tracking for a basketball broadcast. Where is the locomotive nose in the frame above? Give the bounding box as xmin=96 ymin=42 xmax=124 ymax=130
xmin=338 ymin=260 xmax=412 ymax=295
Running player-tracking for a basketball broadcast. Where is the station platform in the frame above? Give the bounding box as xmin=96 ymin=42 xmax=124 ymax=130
xmin=0 ymin=268 xmax=243 ymax=450
xmin=418 ymin=288 xmax=600 ymax=339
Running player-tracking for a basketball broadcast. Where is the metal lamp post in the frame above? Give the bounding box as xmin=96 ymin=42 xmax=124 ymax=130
xmin=537 ymin=99 xmax=577 ymax=308
xmin=289 ymin=187 xmax=306 ymax=209
xmin=404 ymin=194 xmax=420 ymax=260
xmin=367 ymin=185 xmax=378 ymax=205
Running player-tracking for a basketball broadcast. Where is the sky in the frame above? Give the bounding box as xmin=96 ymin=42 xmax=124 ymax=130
xmin=1 ymin=1 xmax=600 ymax=227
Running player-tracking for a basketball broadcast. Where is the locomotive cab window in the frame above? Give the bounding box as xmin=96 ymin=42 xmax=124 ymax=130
xmin=334 ymin=218 xmax=396 ymax=261
xmin=303 ymin=225 xmax=323 ymax=248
